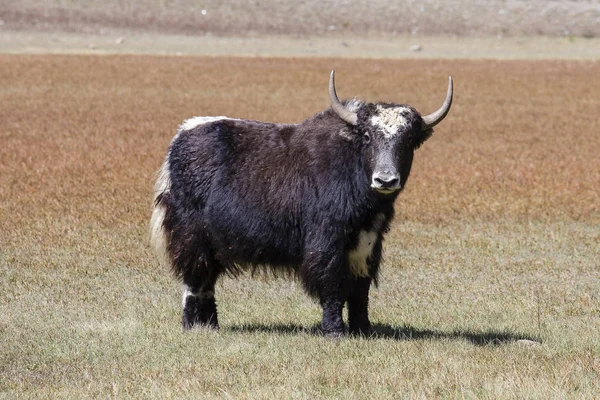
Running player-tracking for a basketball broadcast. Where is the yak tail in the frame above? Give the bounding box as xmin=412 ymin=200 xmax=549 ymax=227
xmin=149 ymin=158 xmax=173 ymax=268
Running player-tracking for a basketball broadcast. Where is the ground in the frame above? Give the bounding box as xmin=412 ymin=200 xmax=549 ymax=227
xmin=0 ymin=1 xmax=599 ymax=398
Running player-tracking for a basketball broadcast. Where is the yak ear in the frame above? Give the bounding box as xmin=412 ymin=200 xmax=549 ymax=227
xmin=413 ymin=128 xmax=433 ymax=150
xmin=338 ymin=126 xmax=356 ymax=141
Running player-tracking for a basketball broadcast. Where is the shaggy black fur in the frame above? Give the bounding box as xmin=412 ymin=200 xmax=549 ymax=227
xmin=155 ymin=101 xmax=435 ymax=337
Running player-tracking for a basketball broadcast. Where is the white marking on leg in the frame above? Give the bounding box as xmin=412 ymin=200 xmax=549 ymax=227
xmin=370 ymin=106 xmax=411 ymax=138
xmin=182 ymin=285 xmax=196 ymax=308
xmin=182 ymin=286 xmax=215 ymax=308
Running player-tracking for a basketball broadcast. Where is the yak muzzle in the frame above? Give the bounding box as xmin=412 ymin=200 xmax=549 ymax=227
xmin=371 ymin=171 xmax=401 ymax=193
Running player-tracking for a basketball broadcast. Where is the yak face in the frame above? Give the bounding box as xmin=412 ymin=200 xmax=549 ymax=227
xmin=328 ymin=70 xmax=453 ymax=196
xmin=356 ymin=103 xmax=431 ymax=195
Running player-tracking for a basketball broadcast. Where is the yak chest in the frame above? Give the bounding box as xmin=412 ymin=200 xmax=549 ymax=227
xmin=347 ymin=214 xmax=385 ymax=278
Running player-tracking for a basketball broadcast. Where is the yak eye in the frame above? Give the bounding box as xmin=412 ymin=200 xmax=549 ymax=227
xmin=363 ymin=133 xmax=371 ymax=144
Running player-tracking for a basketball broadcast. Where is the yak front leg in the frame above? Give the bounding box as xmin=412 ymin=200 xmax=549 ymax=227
xmin=347 ymin=277 xmax=372 ymax=336
xmin=348 ymin=238 xmax=381 ymax=336
xmin=320 ymin=294 xmax=346 ymax=338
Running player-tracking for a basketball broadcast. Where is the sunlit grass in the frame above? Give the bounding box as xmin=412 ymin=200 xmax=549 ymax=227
xmin=1 ymin=220 xmax=598 ymax=397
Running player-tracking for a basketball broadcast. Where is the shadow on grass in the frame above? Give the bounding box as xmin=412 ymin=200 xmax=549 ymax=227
xmin=227 ymin=322 xmax=539 ymax=346
xmin=369 ymin=323 xmax=539 ymax=346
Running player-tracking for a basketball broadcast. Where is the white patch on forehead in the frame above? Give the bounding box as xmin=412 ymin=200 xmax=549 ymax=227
xmin=347 ymin=213 xmax=386 ymax=278
xmin=370 ymin=106 xmax=411 ymax=138
xmin=179 ymin=116 xmax=231 ymax=132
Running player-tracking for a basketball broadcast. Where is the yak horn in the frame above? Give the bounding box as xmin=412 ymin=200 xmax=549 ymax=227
xmin=329 ymin=70 xmax=358 ymax=126
xmin=421 ymin=76 xmax=453 ymax=131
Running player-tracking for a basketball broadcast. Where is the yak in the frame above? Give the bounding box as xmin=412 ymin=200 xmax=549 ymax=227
xmin=150 ymin=71 xmax=453 ymax=337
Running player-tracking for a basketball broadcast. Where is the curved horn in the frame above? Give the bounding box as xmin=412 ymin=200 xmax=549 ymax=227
xmin=421 ymin=76 xmax=453 ymax=131
xmin=329 ymin=70 xmax=358 ymax=126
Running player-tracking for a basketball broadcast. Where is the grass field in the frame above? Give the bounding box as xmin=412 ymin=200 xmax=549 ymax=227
xmin=1 ymin=55 xmax=599 ymax=397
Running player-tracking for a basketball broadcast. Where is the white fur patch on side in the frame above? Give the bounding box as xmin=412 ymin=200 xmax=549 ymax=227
xmin=149 ymin=158 xmax=172 ymax=268
xmin=179 ymin=116 xmax=231 ymax=132
xmin=370 ymin=106 xmax=411 ymax=138
xmin=348 ymin=214 xmax=386 ymax=278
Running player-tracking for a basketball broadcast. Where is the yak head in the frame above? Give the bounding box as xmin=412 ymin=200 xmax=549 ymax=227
xmin=329 ymin=70 xmax=453 ymax=195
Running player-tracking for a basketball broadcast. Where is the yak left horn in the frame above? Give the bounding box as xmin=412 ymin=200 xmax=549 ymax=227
xmin=329 ymin=70 xmax=358 ymax=126
xmin=421 ymin=76 xmax=453 ymax=131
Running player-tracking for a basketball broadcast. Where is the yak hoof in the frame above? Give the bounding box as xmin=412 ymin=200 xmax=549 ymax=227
xmin=349 ymin=326 xmax=372 ymax=338
xmin=182 ymin=308 xmax=219 ymax=331
xmin=182 ymin=318 xmax=219 ymax=331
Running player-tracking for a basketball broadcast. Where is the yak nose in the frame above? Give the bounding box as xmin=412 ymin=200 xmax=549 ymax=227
xmin=372 ymin=171 xmax=400 ymax=190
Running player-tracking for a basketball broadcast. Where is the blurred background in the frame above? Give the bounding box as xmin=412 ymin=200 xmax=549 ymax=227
xmin=2 ymin=0 xmax=600 ymax=37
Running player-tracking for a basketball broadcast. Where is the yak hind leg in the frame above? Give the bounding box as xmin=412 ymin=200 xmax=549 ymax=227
xmin=302 ymin=247 xmax=349 ymax=338
xmin=180 ymin=256 xmax=221 ymax=330
xmin=320 ymin=295 xmax=346 ymax=338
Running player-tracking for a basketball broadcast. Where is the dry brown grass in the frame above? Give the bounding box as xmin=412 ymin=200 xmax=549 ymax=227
xmin=0 ymin=55 xmax=598 ymax=230
xmin=1 ymin=55 xmax=599 ymax=397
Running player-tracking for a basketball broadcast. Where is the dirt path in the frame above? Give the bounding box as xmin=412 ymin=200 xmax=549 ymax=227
xmin=2 ymin=30 xmax=599 ymax=60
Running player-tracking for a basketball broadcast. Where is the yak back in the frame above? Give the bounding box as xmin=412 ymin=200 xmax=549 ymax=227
xmin=165 ymin=110 xmax=391 ymax=273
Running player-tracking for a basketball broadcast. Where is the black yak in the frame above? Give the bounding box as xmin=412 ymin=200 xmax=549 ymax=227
xmin=150 ymin=71 xmax=453 ymax=337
